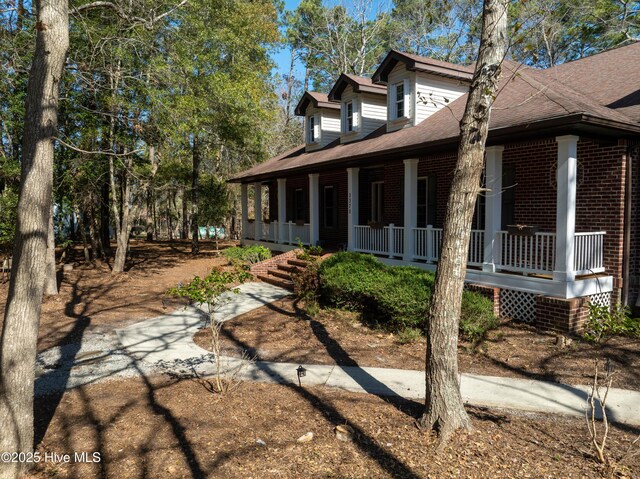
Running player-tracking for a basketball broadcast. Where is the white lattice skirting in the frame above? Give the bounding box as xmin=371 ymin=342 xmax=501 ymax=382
xmin=588 ymin=291 xmax=611 ymax=309
xmin=500 ymin=289 xmax=536 ymax=323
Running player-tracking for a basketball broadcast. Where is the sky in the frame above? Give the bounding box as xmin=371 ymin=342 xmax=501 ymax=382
xmin=270 ymin=0 xmax=389 ymax=79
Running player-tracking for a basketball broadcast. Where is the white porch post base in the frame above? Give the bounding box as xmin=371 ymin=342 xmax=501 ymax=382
xmin=347 ymin=168 xmax=359 ymax=251
xmin=309 ymin=174 xmax=320 ymax=246
xmin=553 ymin=135 xmax=578 ymax=282
xmin=277 ymin=178 xmax=287 ymax=243
xmin=403 ymin=159 xmax=418 ymax=262
xmin=483 ymin=146 xmax=504 ymax=272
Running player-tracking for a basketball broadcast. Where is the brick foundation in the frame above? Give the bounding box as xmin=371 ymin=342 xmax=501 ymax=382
xmin=249 ymin=249 xmax=301 ymax=277
xmin=466 ymin=283 xmax=500 ymax=317
xmin=535 ymin=295 xmax=590 ymax=334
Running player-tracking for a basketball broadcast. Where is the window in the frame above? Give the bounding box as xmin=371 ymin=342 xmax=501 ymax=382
xmin=501 ymin=165 xmax=516 ymax=229
xmin=370 ymin=181 xmax=384 ymax=223
xmin=417 ymin=178 xmax=427 ymax=228
xmin=307 ymin=115 xmax=315 ymax=143
xmin=395 ymin=82 xmax=405 ymax=119
xmin=322 ymin=186 xmax=336 ymax=228
xmin=345 ymin=101 xmax=354 ymax=132
xmin=416 ymin=176 xmax=437 ymax=227
xmin=294 ymin=188 xmax=306 ymax=222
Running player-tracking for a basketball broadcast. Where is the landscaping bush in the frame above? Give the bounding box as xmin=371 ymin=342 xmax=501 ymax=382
xmin=222 ymin=245 xmax=271 ymax=266
xmin=318 ymin=252 xmax=496 ymax=339
xmin=584 ymin=303 xmax=640 ymax=342
xmin=460 ymin=291 xmax=498 ymax=343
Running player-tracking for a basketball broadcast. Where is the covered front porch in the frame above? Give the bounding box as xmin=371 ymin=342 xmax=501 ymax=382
xmin=240 ymin=136 xmax=614 ymax=299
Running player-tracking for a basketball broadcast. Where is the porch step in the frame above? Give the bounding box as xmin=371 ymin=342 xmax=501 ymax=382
xmin=269 ymin=269 xmax=292 ymax=281
xmin=287 ymin=258 xmax=309 ymax=268
xmin=257 ymin=273 xmax=294 ymax=291
xmin=277 ymin=263 xmax=300 ymax=273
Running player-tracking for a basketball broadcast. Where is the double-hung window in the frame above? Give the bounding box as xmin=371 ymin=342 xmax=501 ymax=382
xmin=395 ymin=82 xmax=405 ymax=119
xmin=307 ymin=115 xmax=315 ymax=143
xmin=323 ymin=186 xmax=336 ymax=228
xmin=371 ymin=181 xmax=384 ymax=223
xmin=345 ymin=101 xmax=354 ymax=132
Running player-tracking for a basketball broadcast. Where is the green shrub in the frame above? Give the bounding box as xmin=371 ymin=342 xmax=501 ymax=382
xmin=291 ymin=261 xmax=321 ymax=301
xmin=584 ymin=303 xmax=640 ymax=342
xmin=222 ymin=245 xmax=271 ymax=266
xmin=318 ymin=252 xmax=495 ymax=338
xmin=396 ymin=327 xmax=423 ymax=344
xmin=459 ymin=291 xmax=498 ymax=343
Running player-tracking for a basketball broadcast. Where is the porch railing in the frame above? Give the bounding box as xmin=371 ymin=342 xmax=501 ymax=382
xmin=574 ymin=231 xmax=606 ymax=274
xmin=244 ymin=221 xmax=255 ymax=240
xmin=242 ymin=220 xmax=311 ymax=246
xmin=353 ymin=225 xmax=605 ymax=277
xmin=495 ymin=231 xmax=556 ymax=274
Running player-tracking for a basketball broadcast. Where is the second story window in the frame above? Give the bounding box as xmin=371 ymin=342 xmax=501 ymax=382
xmin=346 ymin=101 xmax=354 ymax=132
xmin=307 ymin=115 xmax=316 ymax=143
xmin=395 ymin=82 xmax=404 ymax=118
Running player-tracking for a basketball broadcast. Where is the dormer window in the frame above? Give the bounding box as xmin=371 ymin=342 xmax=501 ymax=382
xmin=395 ymin=82 xmax=405 ymax=118
xmin=307 ymin=115 xmax=316 ymax=143
xmin=346 ymin=101 xmax=354 ymax=132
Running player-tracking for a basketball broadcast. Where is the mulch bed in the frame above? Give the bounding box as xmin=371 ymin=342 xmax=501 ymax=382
xmin=28 ymin=377 xmax=639 ymax=478
xmin=193 ymin=297 xmax=640 ymax=390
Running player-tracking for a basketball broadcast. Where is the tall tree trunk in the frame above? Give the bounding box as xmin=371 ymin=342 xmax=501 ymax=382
xmin=0 ymin=2 xmax=69 ymax=478
xmin=87 ymin=200 xmax=100 ymax=261
xmin=419 ymin=0 xmax=509 ymax=444
xmin=191 ymin=137 xmax=200 ymax=254
xmin=77 ymin=208 xmax=91 ymax=263
xmin=111 ymin=154 xmax=134 ymax=274
xmin=100 ymin=174 xmax=111 ymax=255
xmin=43 ymin=204 xmax=58 ymax=296
xmin=181 ymin=186 xmax=188 ymax=239
xmin=145 ymin=145 xmax=157 ymax=241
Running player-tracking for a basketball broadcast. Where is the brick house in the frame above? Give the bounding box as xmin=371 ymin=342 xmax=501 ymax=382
xmin=229 ymin=44 xmax=640 ymax=333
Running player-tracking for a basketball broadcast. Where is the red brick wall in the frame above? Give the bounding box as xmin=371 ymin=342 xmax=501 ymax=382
xmin=535 ymin=295 xmax=590 ymax=334
xmin=467 ymin=284 xmax=500 ymax=316
xmin=249 ymin=249 xmax=301 ymax=277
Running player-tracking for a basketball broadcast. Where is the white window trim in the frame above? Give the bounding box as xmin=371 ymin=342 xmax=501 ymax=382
xmin=307 ymin=113 xmax=320 ymax=144
xmin=342 ymin=99 xmax=359 ymax=134
xmin=389 ymin=78 xmax=411 ymax=123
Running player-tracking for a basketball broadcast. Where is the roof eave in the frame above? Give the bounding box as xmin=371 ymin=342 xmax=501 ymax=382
xmin=228 ymin=114 xmax=640 ymax=183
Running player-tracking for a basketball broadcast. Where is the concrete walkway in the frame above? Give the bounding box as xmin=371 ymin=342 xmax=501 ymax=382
xmin=35 ymin=281 xmax=639 ymax=426
xmin=113 ymin=281 xmax=640 ymax=427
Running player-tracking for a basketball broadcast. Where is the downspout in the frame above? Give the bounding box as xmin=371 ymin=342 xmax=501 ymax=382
xmin=622 ymin=146 xmax=631 ymax=307
xmin=631 ymin=144 xmax=640 ymax=309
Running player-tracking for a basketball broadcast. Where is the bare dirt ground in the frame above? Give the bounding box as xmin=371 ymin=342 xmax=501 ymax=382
xmin=27 ymin=378 xmax=639 ymax=479
xmin=0 ymin=240 xmax=232 ymax=352
xmin=193 ymin=298 xmax=640 ymax=391
xmin=0 ymin=242 xmax=637 ymax=477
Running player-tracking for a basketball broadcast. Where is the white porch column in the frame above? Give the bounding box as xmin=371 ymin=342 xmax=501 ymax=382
xmin=240 ymin=183 xmax=249 ymax=239
xmin=483 ymin=146 xmax=504 ymax=272
xmin=253 ymin=182 xmax=262 ymax=242
xmin=277 ymin=178 xmax=287 ymax=243
xmin=347 ymin=168 xmax=359 ymax=251
xmin=403 ymin=159 xmax=418 ymax=262
xmin=553 ymin=135 xmax=579 ymax=282
xmin=309 ymin=174 xmax=320 ymax=246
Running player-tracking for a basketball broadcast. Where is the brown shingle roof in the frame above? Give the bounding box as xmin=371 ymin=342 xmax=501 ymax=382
xmin=328 ymin=73 xmax=387 ymax=101
xmin=543 ymin=42 xmax=640 ymax=122
xmin=373 ymin=50 xmax=475 ymax=83
xmin=231 ymin=50 xmax=640 ymax=182
xmin=294 ymin=91 xmax=340 ymax=116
